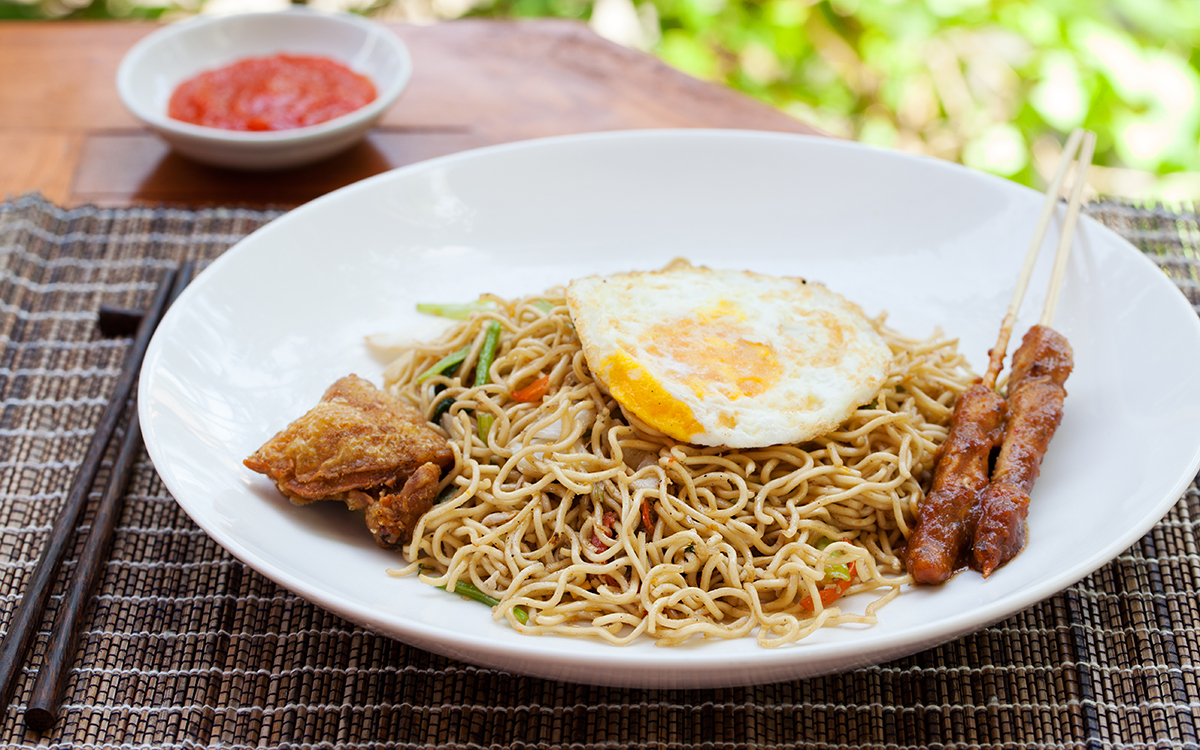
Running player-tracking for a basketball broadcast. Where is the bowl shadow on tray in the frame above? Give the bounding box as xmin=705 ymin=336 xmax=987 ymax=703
xmin=123 ymin=137 xmax=396 ymax=207
xmin=95 ymin=127 xmax=487 ymax=207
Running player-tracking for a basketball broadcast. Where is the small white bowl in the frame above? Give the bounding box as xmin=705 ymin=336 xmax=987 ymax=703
xmin=117 ymin=10 xmax=412 ymax=170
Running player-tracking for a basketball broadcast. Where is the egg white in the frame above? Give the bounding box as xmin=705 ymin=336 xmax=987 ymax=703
xmin=566 ymin=264 xmax=892 ymax=448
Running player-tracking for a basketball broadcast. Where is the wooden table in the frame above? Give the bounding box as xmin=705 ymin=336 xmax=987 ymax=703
xmin=0 ymin=19 xmax=819 ymax=207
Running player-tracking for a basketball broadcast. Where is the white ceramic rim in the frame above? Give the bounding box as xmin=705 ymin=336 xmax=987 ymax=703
xmin=139 ymin=129 xmax=1200 ymax=687
xmin=115 ymin=8 xmax=411 ymax=143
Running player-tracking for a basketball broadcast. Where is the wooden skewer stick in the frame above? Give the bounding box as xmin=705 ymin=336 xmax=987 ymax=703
xmin=1041 ymin=131 xmax=1096 ymax=325
xmin=970 ymin=134 xmax=1092 ymax=577
xmin=982 ymin=128 xmax=1085 ymax=390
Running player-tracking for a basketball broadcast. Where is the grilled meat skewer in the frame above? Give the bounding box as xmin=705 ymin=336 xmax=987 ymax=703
xmin=972 ymin=325 xmax=1073 ymax=576
xmin=905 ymin=383 xmax=1006 ymax=584
xmin=905 ymin=128 xmax=1092 ymax=585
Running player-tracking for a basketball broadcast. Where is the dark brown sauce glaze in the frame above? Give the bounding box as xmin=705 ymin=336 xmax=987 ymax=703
xmin=973 ymin=325 xmax=1073 ymax=576
xmin=905 ymin=383 xmax=1007 ymax=584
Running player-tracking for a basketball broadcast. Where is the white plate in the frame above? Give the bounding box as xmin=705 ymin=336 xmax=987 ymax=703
xmin=139 ymin=130 xmax=1200 ymax=688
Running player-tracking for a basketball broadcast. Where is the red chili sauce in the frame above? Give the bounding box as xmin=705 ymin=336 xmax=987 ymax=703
xmin=168 ymin=54 xmax=377 ymax=132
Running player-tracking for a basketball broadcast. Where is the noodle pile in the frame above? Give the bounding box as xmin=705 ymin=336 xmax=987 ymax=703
xmin=382 ymin=289 xmax=973 ymax=646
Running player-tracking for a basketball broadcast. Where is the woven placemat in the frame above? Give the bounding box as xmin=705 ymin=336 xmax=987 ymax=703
xmin=0 ymin=193 xmax=1197 ymax=749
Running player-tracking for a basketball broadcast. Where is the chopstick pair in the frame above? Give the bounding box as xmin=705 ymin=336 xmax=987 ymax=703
xmin=0 ymin=262 xmax=195 ymax=732
xmin=983 ymin=128 xmax=1096 ymax=387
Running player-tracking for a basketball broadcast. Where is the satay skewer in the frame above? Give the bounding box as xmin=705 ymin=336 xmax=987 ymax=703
xmin=905 ymin=129 xmax=1091 ymax=585
xmin=983 ymin=127 xmax=1085 ymax=389
xmin=904 ymin=380 xmax=1006 ymax=584
xmin=972 ymin=131 xmax=1095 ymax=576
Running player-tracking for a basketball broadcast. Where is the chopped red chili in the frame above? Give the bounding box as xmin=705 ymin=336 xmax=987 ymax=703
xmin=589 ymin=512 xmax=618 ymax=553
xmin=641 ymin=498 xmax=657 ymax=533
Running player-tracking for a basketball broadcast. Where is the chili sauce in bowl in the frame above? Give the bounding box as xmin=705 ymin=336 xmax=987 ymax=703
xmin=117 ymin=10 xmax=411 ymax=170
xmin=168 ymin=54 xmax=378 ymax=132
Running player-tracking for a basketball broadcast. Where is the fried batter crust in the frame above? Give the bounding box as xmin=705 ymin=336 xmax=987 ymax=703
xmin=365 ymin=462 xmax=442 ymax=548
xmin=244 ymin=374 xmax=452 ymax=548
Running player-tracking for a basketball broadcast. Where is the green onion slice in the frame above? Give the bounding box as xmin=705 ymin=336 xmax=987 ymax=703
xmin=477 ymin=413 xmax=495 ymax=441
xmin=416 ymin=300 xmax=498 ymax=320
xmin=416 ymin=344 xmax=471 ymax=384
xmin=439 ymin=580 xmax=529 ymax=624
xmin=825 ymin=563 xmax=851 ymax=582
xmin=475 ymin=320 xmax=502 ymax=386
xmin=814 ymin=536 xmax=850 ymax=581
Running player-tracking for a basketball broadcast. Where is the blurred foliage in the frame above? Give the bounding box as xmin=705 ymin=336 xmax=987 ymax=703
xmin=5 ymin=0 xmax=1198 ymax=197
xmin=0 ymin=0 xmax=176 ymax=17
xmin=465 ymin=0 xmax=1200 ymax=196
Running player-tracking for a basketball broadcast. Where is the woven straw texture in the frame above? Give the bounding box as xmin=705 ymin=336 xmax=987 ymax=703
xmin=0 ymin=194 xmax=1198 ymax=749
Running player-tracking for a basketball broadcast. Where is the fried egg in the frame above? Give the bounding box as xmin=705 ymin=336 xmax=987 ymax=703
xmin=565 ymin=263 xmax=892 ymax=448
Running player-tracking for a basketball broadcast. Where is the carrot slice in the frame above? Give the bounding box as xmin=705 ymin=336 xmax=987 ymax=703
xmin=512 ymin=375 xmax=551 ymax=402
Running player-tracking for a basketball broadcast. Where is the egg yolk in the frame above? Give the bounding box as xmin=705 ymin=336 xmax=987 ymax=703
xmin=602 ymin=348 xmax=705 ymax=440
xmin=599 ymin=313 xmax=783 ymax=441
xmin=645 ymin=318 xmax=782 ymax=400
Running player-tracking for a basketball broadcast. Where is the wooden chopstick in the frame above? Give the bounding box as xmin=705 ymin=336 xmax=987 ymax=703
xmin=1041 ymin=131 xmax=1096 ymax=325
xmin=24 ymin=412 xmax=145 ymax=732
xmin=982 ymin=128 xmax=1086 ymax=389
xmin=0 ymin=263 xmax=189 ymax=713
xmin=22 ymin=261 xmax=196 ymax=731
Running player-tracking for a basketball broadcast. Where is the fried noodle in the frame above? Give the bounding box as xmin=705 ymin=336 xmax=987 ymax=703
xmin=382 ymin=289 xmax=973 ymax=647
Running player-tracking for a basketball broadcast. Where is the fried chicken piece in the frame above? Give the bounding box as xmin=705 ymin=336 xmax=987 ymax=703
xmin=361 ymin=462 xmax=443 ymax=548
xmin=244 ymin=374 xmax=453 ymax=549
